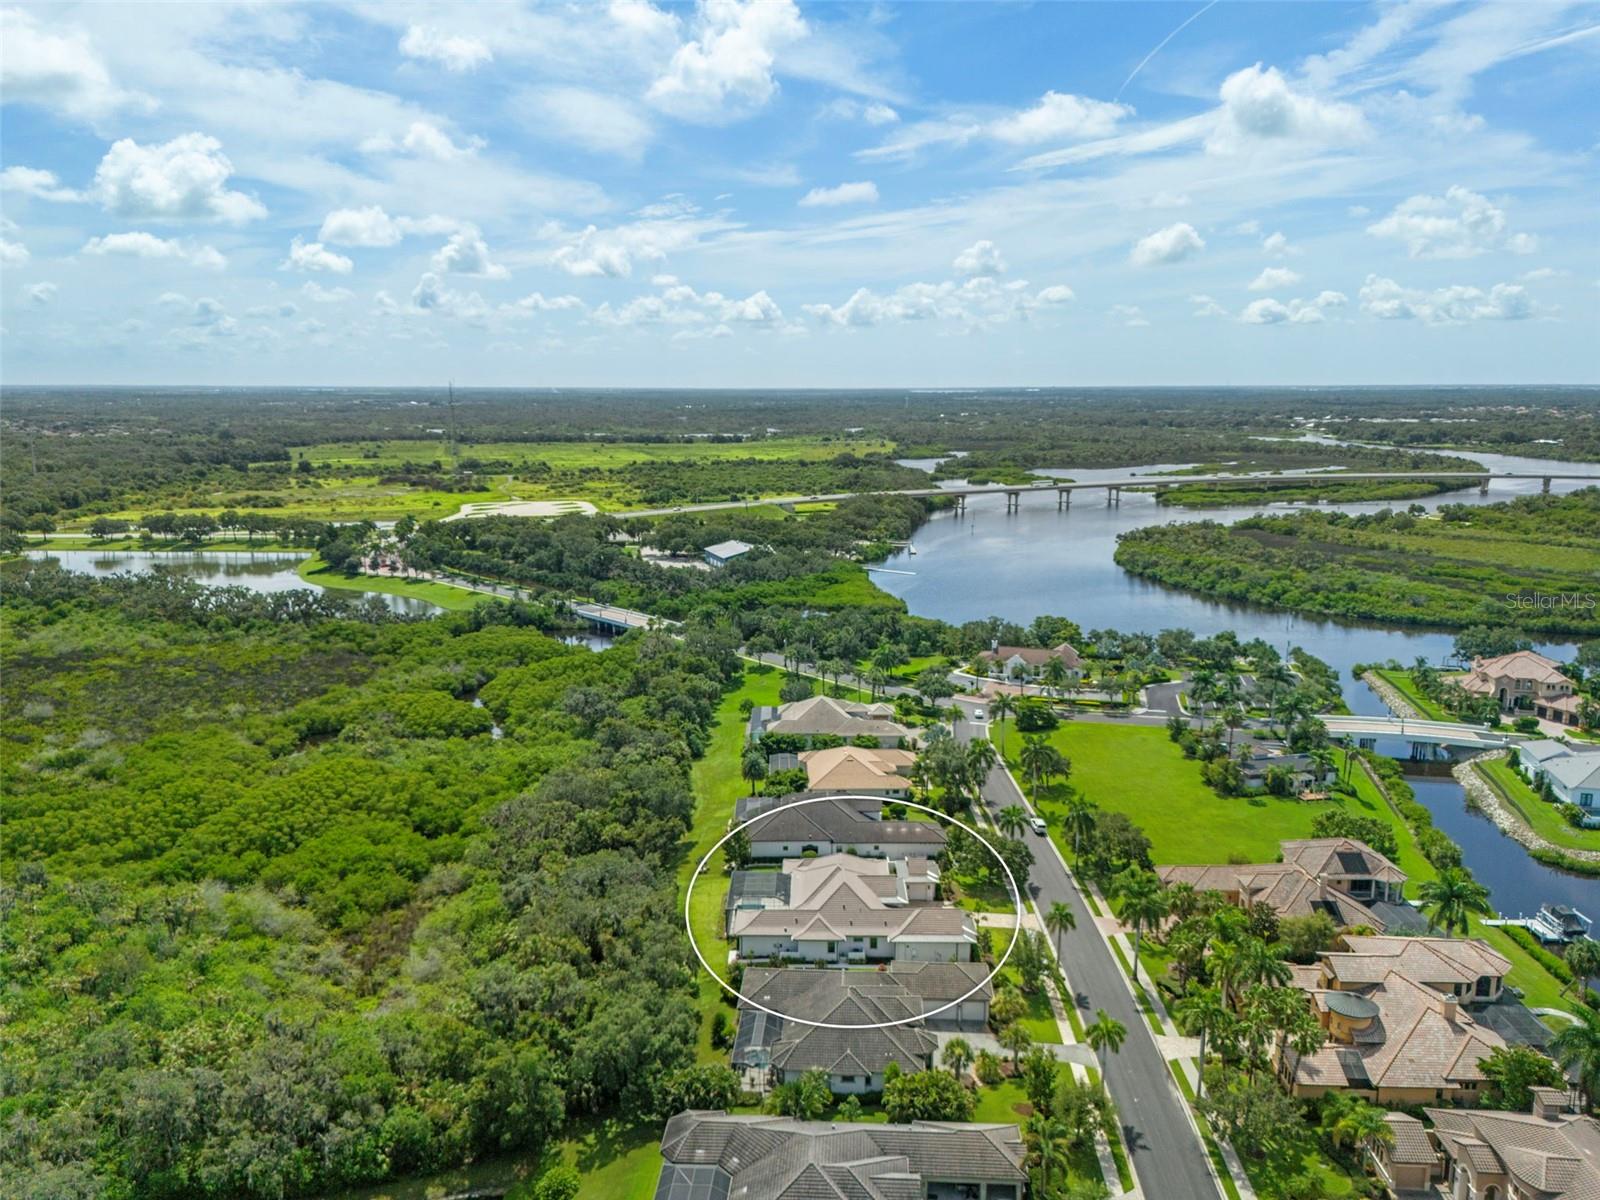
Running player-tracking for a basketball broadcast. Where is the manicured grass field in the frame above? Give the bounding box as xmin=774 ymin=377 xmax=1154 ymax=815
xmin=996 ymin=966 xmax=1063 ymax=1043
xmin=971 ymin=1079 xmax=1104 ymax=1192
xmin=1477 ymin=757 xmax=1600 ymax=853
xmin=301 ymin=435 xmax=894 ymax=470
xmin=297 ymin=555 xmax=489 ymax=611
xmin=1372 ymin=668 xmax=1451 ymax=721
xmin=999 ymin=720 xmax=1419 ymax=867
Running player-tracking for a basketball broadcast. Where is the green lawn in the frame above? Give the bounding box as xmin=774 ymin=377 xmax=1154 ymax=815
xmin=296 ymin=555 xmax=490 ymax=611
xmin=1372 ymin=668 xmax=1451 ymax=721
xmin=971 ymin=1078 xmax=1105 ymax=1193
xmin=996 ymin=966 xmax=1063 ymax=1044
xmin=1477 ymin=758 xmax=1600 ymax=853
xmin=1000 ymin=721 xmax=1419 ymax=868
xmin=302 ymin=435 xmax=894 ymax=470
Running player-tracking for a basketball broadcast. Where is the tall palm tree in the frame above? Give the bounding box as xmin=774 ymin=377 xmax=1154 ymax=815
xmin=998 ymin=1021 xmax=1033 ymax=1070
xmin=966 ymin=738 xmax=999 ymax=789
xmin=1063 ymin=793 xmax=1097 ymax=860
xmin=989 ymin=692 xmax=1016 ymax=751
xmin=1207 ymin=937 xmax=1245 ymax=1011
xmin=1173 ymin=985 xmax=1226 ymax=1099
xmin=1085 ymin=1010 xmax=1127 ymax=1088
xmin=1417 ymin=867 xmax=1493 ymax=935
xmin=941 ymin=1036 xmax=974 ymax=1079
xmin=1323 ymin=1095 xmax=1394 ymax=1154
xmin=1561 ymin=938 xmax=1600 ymax=1005
xmin=1041 ymin=656 xmax=1070 ymax=698
xmin=1550 ymin=1007 xmax=1600 ymax=1110
xmin=740 ymin=747 xmax=767 ymax=796
xmin=1113 ymin=869 xmax=1169 ymax=986
xmin=1025 ymin=1113 xmax=1071 ymax=1194
xmin=1044 ymin=901 xmax=1076 ymax=958
xmin=997 ymin=804 xmax=1029 ymax=841
xmin=1018 ymin=734 xmax=1052 ymax=796
xmin=1236 ymin=935 xmax=1293 ymax=992
xmin=1257 ymin=661 xmax=1295 ymax=724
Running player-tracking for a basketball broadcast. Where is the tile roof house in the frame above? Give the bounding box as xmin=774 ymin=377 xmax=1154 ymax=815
xmin=1424 ymin=1090 xmax=1600 ymax=1200
xmin=1281 ymin=964 xmax=1510 ymax=1104
xmin=654 ymin=1111 xmax=1028 ymax=1200
xmin=976 ymin=642 xmax=1083 ymax=682
xmin=798 ymin=746 xmax=918 ymax=797
xmin=1541 ymin=753 xmax=1600 ymax=827
xmin=739 ymin=796 xmax=948 ymax=861
xmin=726 ymin=853 xmax=938 ymax=932
xmin=1457 ymin=650 xmax=1576 ymax=714
xmin=1321 ymin=935 xmax=1513 ymax=1003
xmin=731 ymin=966 xmax=993 ymax=1094
xmin=728 ymin=853 xmax=974 ymax=965
xmin=1371 ymin=1112 xmax=1440 ymax=1195
xmin=747 ymin=695 xmax=912 ymax=747
xmin=1157 ymin=837 xmax=1424 ymax=933
xmin=1535 ymin=692 xmax=1588 ymax=728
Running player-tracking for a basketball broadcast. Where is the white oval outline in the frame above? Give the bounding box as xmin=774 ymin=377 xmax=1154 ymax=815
xmin=684 ymin=792 xmax=1023 ymax=1031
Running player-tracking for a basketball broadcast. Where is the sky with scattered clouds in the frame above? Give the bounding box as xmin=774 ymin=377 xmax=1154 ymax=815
xmin=1 ymin=0 xmax=1595 ymax=386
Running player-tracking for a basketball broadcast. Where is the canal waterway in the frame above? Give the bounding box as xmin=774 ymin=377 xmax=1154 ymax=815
xmin=881 ymin=448 xmax=1598 ymax=918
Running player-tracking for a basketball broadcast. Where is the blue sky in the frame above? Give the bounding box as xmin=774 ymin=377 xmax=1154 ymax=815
xmin=2 ymin=0 xmax=1596 ymax=386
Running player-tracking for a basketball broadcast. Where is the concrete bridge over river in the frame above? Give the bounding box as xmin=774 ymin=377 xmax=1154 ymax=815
xmin=615 ymin=470 xmax=1600 ymax=517
xmin=1322 ymin=715 xmax=1523 ymax=757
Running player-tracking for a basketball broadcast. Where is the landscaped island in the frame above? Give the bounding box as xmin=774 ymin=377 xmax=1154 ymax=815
xmin=1113 ymin=491 xmax=1600 ymax=636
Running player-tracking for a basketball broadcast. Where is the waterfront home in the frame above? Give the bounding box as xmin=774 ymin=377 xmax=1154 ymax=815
xmin=725 ymin=852 xmax=939 ymax=931
xmin=1423 ymin=1089 xmax=1598 ymax=1200
xmin=1535 ymin=691 xmax=1586 ymax=727
xmin=976 ymin=641 xmax=1083 ymax=683
xmin=1157 ymin=837 xmax=1424 ymax=933
xmin=655 ymin=1111 xmax=1028 ymax=1200
xmin=746 ymin=695 xmax=912 ymax=748
xmin=1320 ymin=936 xmax=1512 ymax=1005
xmin=1457 ymin=650 xmax=1576 ymax=714
xmin=1543 ymin=753 xmax=1600 ymax=826
xmin=739 ymin=795 xmax=947 ymax=860
xmin=798 ymin=745 xmax=918 ymax=797
xmin=702 ymin=539 xmax=754 ymax=566
xmin=727 ymin=853 xmax=975 ymax=964
xmin=1280 ymin=962 xmax=1510 ymax=1105
xmin=1237 ymin=749 xmax=1339 ymax=794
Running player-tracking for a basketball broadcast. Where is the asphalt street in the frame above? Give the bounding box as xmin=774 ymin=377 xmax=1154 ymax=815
xmin=954 ymin=703 xmax=1219 ymax=1200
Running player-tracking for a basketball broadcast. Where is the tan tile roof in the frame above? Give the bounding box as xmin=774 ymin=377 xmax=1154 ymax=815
xmin=1289 ymin=969 xmax=1508 ymax=1093
xmin=1469 ymin=650 xmax=1574 ymax=685
xmin=1427 ymin=1107 xmax=1600 ymax=1200
xmin=798 ymin=746 xmax=917 ymax=792
xmin=1156 ymin=838 xmax=1404 ymax=931
xmin=1324 ymin=936 xmax=1511 ymax=988
xmin=768 ymin=695 xmax=912 ymax=740
xmin=1384 ymin=1113 xmax=1436 ymax=1165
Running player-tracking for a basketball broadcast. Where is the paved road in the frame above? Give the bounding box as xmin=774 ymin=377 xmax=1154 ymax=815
xmin=954 ymin=709 xmax=1219 ymax=1200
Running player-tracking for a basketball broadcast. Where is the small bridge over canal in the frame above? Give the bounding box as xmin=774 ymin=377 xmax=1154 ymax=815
xmin=569 ymin=601 xmax=678 ymax=632
xmin=1323 ymin=715 xmax=1521 ymax=758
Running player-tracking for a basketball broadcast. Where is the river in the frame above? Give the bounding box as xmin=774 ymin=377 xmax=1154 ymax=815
xmin=24 ymin=548 xmax=443 ymax=617
xmin=883 ymin=448 xmax=1598 ymax=917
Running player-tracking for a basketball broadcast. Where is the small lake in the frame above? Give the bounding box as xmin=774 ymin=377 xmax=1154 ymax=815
xmin=25 ymin=549 xmax=442 ymax=617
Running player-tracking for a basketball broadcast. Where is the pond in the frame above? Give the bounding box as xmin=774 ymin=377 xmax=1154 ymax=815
xmin=25 ymin=549 xmax=443 ymax=617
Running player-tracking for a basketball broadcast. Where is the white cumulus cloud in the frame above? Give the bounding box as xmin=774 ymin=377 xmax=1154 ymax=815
xmin=1359 ymin=275 xmax=1539 ymax=324
xmin=798 ymin=181 xmax=879 ymax=208
xmin=1131 ymin=222 xmax=1204 ymax=267
xmin=91 ymin=134 xmax=266 ymax=224
xmin=1239 ymin=291 xmax=1347 ymax=324
xmin=0 ymin=7 xmax=147 ymax=120
xmin=987 ymin=91 xmax=1132 ymax=145
xmin=647 ymin=0 xmax=807 ymax=122
xmin=318 ymin=206 xmax=459 ymax=247
xmin=82 ymin=232 xmax=226 ymax=269
xmin=1366 ymin=186 xmax=1536 ymax=260
xmin=952 ymin=240 xmax=1007 ymax=278
xmin=430 ymin=229 xmax=508 ymax=279
xmin=399 ymin=25 xmax=492 ymax=72
xmin=0 ymin=166 xmax=82 ymax=202
xmin=805 ymin=275 xmax=1072 ymax=329
xmin=1249 ymin=267 xmax=1302 ymax=291
xmin=283 ymin=237 xmax=354 ymax=274
xmin=361 ymin=121 xmax=484 ymax=161
xmin=23 ymin=281 xmax=58 ymax=307
xmin=1 ymin=239 xmax=29 ymax=266
xmin=1206 ymin=64 xmax=1365 ymax=154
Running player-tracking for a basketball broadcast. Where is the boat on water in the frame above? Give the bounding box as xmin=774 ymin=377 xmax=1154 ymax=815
xmin=1531 ymin=903 xmax=1592 ymax=944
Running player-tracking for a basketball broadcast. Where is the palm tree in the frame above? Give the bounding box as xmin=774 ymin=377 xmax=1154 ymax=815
xmin=991 ymin=986 xmax=1026 ymax=1031
xmin=1018 ymin=734 xmax=1053 ymax=796
xmin=1085 ymin=1009 xmax=1127 ymax=1086
xmin=1041 ymin=656 xmax=1070 ymax=698
xmin=1235 ymin=935 xmax=1293 ymax=992
xmin=1044 ymin=901 xmax=1076 ymax=958
xmin=1112 ymin=869 xmax=1169 ymax=986
xmin=998 ymin=1021 xmax=1033 ymax=1070
xmin=740 ymin=747 xmax=768 ymax=796
xmin=1550 ymin=1007 xmax=1600 ymax=1110
xmin=1562 ymin=938 xmax=1600 ymax=1005
xmin=997 ymin=804 xmax=1029 ymax=841
xmin=1207 ymin=937 xmax=1245 ymax=1011
xmin=1417 ymin=867 xmax=1492 ymax=935
xmin=941 ymin=1036 xmax=974 ymax=1079
xmin=1323 ymin=1095 xmax=1394 ymax=1155
xmin=1257 ymin=661 xmax=1295 ymax=724
xmin=1025 ymin=1113 xmax=1071 ymax=1194
xmin=989 ymin=692 xmax=1017 ymax=751
xmin=1063 ymin=793 xmax=1097 ymax=859
xmin=966 ymin=738 xmax=999 ymax=789
xmin=1173 ymin=985 xmax=1226 ymax=1099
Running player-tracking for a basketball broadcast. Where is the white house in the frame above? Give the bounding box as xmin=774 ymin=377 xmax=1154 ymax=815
xmin=741 ymin=796 xmax=947 ymax=860
xmin=1517 ymin=741 xmax=1600 ymax=827
xmin=703 ymin=539 xmax=754 ymax=567
xmin=728 ymin=853 xmax=975 ymax=964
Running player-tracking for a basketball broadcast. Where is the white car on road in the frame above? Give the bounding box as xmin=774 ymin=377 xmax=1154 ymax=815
xmin=1029 ymin=816 xmax=1048 ymax=836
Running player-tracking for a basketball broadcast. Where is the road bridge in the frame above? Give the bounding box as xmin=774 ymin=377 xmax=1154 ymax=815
xmin=614 ymin=470 xmax=1599 ymax=518
xmin=569 ymin=601 xmax=677 ymax=632
xmin=1323 ymin=715 xmax=1521 ymax=754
